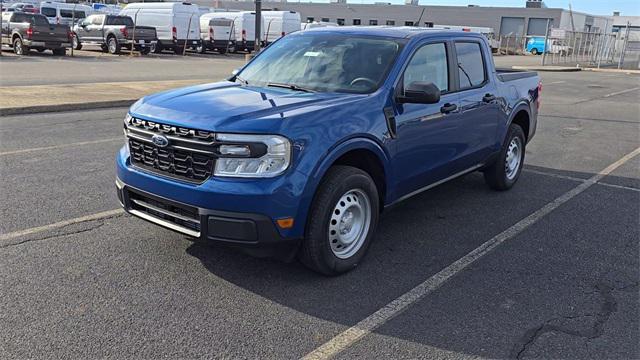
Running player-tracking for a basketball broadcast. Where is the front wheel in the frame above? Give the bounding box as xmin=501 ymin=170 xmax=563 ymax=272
xmin=72 ymin=34 xmax=82 ymax=50
xmin=530 ymin=48 xmax=538 ymax=55
xmin=299 ymin=166 xmax=380 ymax=276
xmin=483 ymin=124 xmax=526 ymax=191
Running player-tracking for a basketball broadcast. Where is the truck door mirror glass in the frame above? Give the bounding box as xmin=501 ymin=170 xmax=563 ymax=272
xmin=398 ymin=81 xmax=440 ymax=104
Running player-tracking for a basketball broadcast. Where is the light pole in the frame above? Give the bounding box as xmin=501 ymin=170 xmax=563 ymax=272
xmin=254 ymin=0 xmax=261 ymax=53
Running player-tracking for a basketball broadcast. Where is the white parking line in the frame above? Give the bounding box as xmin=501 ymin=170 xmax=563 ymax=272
xmin=524 ymin=168 xmax=640 ymax=193
xmin=302 ymin=146 xmax=640 ymax=360
xmin=0 ymin=209 xmax=124 ymax=243
xmin=545 ymin=80 xmax=566 ymax=85
xmin=602 ymin=87 xmax=640 ymax=98
xmin=0 ymin=137 xmax=122 ymax=156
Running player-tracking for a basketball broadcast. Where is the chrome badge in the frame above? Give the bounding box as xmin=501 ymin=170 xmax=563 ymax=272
xmin=151 ymin=134 xmax=170 ymax=148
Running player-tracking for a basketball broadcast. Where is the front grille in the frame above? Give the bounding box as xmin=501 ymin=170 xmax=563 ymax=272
xmin=125 ymin=117 xmax=216 ymax=183
xmin=127 ymin=188 xmax=201 ymax=237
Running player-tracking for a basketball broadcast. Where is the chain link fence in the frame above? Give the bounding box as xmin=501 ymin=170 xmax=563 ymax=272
xmin=542 ymin=30 xmax=618 ymax=67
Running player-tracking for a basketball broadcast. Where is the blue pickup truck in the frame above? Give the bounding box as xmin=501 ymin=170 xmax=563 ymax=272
xmin=116 ymin=27 xmax=541 ymax=275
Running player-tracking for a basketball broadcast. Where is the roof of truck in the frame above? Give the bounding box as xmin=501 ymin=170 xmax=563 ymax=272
xmin=302 ymin=26 xmax=485 ymax=39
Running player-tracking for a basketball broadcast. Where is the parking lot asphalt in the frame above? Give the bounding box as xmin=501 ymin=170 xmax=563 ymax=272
xmin=0 ymin=70 xmax=638 ymax=359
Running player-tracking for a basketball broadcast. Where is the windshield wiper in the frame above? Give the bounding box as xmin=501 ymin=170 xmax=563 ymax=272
xmin=266 ymin=82 xmax=315 ymax=93
xmin=235 ymin=75 xmax=248 ymax=86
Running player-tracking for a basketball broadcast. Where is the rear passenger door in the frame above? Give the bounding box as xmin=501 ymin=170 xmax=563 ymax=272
xmin=453 ymin=40 xmax=500 ymax=166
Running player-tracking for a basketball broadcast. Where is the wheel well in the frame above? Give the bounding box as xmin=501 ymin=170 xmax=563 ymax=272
xmin=12 ymin=33 xmax=20 ymax=42
xmin=512 ymin=110 xmax=530 ymax=141
xmin=332 ymin=149 xmax=386 ymax=208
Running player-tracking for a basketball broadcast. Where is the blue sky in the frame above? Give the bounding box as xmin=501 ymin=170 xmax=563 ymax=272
xmin=301 ymin=1 xmax=640 ymax=16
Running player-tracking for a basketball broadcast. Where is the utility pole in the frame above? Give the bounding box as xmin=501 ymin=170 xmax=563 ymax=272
xmin=254 ymin=0 xmax=261 ymax=53
xmin=0 ymin=0 xmax=4 ymax=56
xmin=542 ymin=18 xmax=550 ymax=66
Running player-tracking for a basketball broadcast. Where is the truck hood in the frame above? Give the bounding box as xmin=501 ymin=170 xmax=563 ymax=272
xmin=130 ymin=81 xmax=361 ymax=132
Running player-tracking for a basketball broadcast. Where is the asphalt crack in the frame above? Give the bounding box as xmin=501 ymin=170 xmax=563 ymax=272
xmin=509 ymin=281 xmax=637 ymax=359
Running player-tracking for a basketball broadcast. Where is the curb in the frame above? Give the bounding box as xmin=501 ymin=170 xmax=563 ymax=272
xmin=511 ymin=65 xmax=581 ymax=72
xmin=0 ymin=99 xmax=136 ymax=116
xmin=582 ymin=67 xmax=640 ymax=74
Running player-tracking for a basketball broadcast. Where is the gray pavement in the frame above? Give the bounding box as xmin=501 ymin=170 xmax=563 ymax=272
xmin=0 ymin=71 xmax=639 ymax=359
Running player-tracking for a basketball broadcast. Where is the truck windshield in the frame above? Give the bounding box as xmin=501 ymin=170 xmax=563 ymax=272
xmin=236 ymin=33 xmax=403 ymax=94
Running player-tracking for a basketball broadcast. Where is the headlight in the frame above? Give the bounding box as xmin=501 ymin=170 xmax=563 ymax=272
xmin=214 ymin=133 xmax=291 ymax=178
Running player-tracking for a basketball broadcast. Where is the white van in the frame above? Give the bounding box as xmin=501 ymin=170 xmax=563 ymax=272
xmin=209 ymin=11 xmax=263 ymax=53
xmin=198 ymin=13 xmax=236 ymax=54
xmin=119 ymin=2 xmax=201 ymax=54
xmin=40 ymin=2 xmax=93 ymax=26
xmin=262 ymin=11 xmax=300 ymax=44
xmin=301 ymin=21 xmax=339 ymax=31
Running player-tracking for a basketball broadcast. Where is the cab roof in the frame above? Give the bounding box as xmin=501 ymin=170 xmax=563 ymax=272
xmin=302 ymin=26 xmax=484 ymax=40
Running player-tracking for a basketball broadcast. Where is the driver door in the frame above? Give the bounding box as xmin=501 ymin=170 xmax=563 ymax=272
xmin=392 ymin=40 xmax=464 ymax=197
xmin=77 ymin=16 xmax=93 ymax=41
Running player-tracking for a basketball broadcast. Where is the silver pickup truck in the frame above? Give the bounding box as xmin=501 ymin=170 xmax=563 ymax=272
xmin=71 ymin=14 xmax=157 ymax=55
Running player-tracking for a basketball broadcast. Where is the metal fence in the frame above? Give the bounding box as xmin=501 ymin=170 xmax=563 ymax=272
xmin=542 ymin=30 xmax=618 ymax=68
xmin=496 ymin=35 xmax=528 ymax=55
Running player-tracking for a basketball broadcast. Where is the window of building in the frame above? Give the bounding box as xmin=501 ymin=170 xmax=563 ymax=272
xmin=337 ymin=18 xmax=345 ymax=26
xmin=455 ymin=42 xmax=486 ymax=89
xmin=306 ymin=17 xmax=314 ymax=23
xmin=321 ymin=18 xmax=330 ymax=22
xmin=369 ymin=19 xmax=378 ymax=25
xmin=386 ymin=20 xmax=395 ymax=26
xmin=404 ymin=21 xmax=414 ymax=26
xmin=403 ymin=42 xmax=448 ymax=92
xmin=424 ymin=22 xmax=434 ymax=28
xmin=499 ymin=16 xmax=525 ymax=36
xmin=353 ymin=19 xmax=361 ymax=25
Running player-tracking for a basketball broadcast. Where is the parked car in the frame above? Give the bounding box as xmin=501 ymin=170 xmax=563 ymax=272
xmin=526 ymin=36 xmax=571 ymax=55
xmin=197 ymin=13 xmax=235 ymax=54
xmin=262 ymin=10 xmax=300 ymax=44
xmin=1 ymin=12 xmax=70 ymax=55
xmin=6 ymin=3 xmax=38 ymax=14
xmin=115 ymin=27 xmax=541 ymax=275
xmin=207 ymin=11 xmax=263 ymax=53
xmin=40 ymin=1 xmax=92 ymax=26
xmin=71 ymin=14 xmax=157 ymax=55
xmin=119 ymin=2 xmax=200 ymax=54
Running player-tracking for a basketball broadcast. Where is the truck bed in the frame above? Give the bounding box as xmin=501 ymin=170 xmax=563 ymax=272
xmin=495 ymin=68 xmax=538 ymax=82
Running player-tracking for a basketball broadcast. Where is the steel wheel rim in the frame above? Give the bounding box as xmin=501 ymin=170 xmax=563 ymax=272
xmin=328 ymin=189 xmax=371 ymax=259
xmin=505 ymin=137 xmax=522 ymax=180
xmin=15 ymin=40 xmax=22 ymax=54
xmin=109 ymin=39 xmax=116 ymax=53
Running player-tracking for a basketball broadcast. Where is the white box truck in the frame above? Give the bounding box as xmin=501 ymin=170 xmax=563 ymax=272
xmin=262 ymin=10 xmax=300 ymax=44
xmin=119 ymin=2 xmax=201 ymax=54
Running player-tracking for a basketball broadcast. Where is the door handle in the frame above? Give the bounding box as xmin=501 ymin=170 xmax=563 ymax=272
xmin=440 ymin=103 xmax=458 ymax=114
xmin=482 ymin=93 xmax=496 ymax=103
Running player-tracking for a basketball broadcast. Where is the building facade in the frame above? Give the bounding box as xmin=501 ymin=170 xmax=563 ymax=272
xmin=203 ymin=1 xmax=613 ymax=36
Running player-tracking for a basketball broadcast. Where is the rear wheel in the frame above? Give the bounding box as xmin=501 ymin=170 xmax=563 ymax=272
xmin=72 ymin=34 xmax=82 ymax=50
xmin=530 ymin=48 xmax=538 ymax=55
xmin=196 ymin=43 xmax=206 ymax=54
xmin=139 ymin=47 xmax=151 ymax=55
xmin=52 ymin=48 xmax=66 ymax=56
xmin=483 ymin=124 xmax=526 ymax=191
xmin=13 ymin=37 xmax=27 ymax=55
xmin=107 ymin=36 xmax=120 ymax=54
xmin=151 ymin=42 xmax=163 ymax=53
xmin=299 ymin=166 xmax=380 ymax=276
xmin=173 ymin=46 xmax=184 ymax=55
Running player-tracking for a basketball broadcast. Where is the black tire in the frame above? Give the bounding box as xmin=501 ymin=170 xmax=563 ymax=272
xmin=139 ymin=47 xmax=151 ymax=55
xmin=151 ymin=42 xmax=163 ymax=53
xmin=52 ymin=48 xmax=66 ymax=56
xmin=196 ymin=43 xmax=206 ymax=54
xmin=173 ymin=46 xmax=184 ymax=55
xmin=13 ymin=37 xmax=28 ymax=55
xmin=100 ymin=44 xmax=108 ymax=52
xmin=72 ymin=34 xmax=82 ymax=50
xmin=107 ymin=36 xmax=120 ymax=54
xmin=483 ymin=124 xmax=526 ymax=191
xmin=218 ymin=48 xmax=227 ymax=55
xmin=531 ymin=48 xmax=538 ymax=55
xmin=299 ymin=165 xmax=380 ymax=276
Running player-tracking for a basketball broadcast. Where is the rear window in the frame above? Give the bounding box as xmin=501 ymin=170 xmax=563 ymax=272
xmin=11 ymin=13 xmax=26 ymax=22
xmin=106 ymin=16 xmax=134 ymax=26
xmin=211 ymin=19 xmax=232 ymax=27
xmin=32 ymin=15 xmax=49 ymax=26
xmin=455 ymin=42 xmax=486 ymax=89
xmin=41 ymin=7 xmax=56 ymax=17
xmin=60 ymin=10 xmax=86 ymax=19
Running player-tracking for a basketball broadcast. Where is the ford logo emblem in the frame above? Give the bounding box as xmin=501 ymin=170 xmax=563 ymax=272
xmin=151 ymin=134 xmax=169 ymax=148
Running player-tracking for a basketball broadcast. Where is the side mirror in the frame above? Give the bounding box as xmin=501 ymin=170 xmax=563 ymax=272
xmin=397 ymin=81 xmax=441 ymax=104
xmin=231 ymin=68 xmax=240 ymax=76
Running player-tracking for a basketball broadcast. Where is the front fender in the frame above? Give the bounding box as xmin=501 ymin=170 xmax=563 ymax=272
xmin=292 ymin=136 xmax=392 ymax=234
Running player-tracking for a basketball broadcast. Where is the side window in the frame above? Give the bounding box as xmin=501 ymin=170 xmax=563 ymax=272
xmin=455 ymin=42 xmax=486 ymax=89
xmin=91 ymin=15 xmax=104 ymax=25
xmin=402 ymin=42 xmax=448 ymax=93
xmin=41 ymin=7 xmax=56 ymax=17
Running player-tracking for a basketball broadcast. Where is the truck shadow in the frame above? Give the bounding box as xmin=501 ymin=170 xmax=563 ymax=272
xmin=185 ymin=165 xmax=638 ymax=357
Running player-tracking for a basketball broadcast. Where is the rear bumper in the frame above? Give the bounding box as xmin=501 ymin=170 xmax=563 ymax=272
xmin=24 ymin=40 xmax=70 ymax=48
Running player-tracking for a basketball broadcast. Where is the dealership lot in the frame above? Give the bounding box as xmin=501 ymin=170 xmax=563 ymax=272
xmin=0 ymin=67 xmax=638 ymax=359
